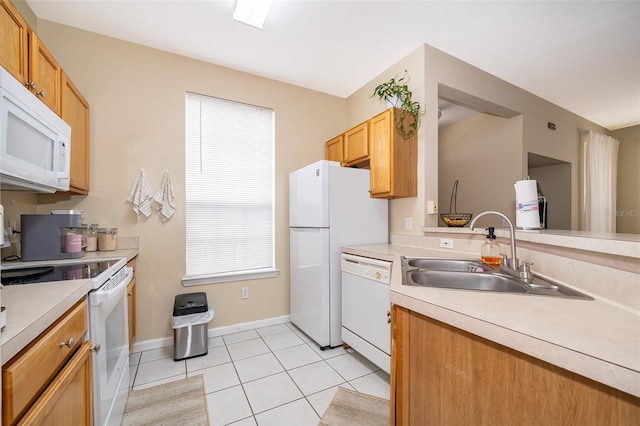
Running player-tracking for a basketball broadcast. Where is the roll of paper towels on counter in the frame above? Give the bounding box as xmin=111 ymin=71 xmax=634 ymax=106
xmin=514 ymin=179 xmax=541 ymax=229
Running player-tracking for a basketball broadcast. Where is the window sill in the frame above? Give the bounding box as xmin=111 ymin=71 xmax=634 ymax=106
xmin=182 ymin=268 xmax=280 ymax=286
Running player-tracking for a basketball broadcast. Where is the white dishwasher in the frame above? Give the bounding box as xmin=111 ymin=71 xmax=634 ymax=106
xmin=341 ymin=253 xmax=392 ymax=374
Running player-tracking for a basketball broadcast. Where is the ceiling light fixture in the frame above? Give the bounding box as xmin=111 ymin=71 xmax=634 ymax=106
xmin=233 ymin=0 xmax=273 ymax=29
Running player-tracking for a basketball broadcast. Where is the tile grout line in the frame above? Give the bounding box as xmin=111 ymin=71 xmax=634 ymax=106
xmin=230 ymin=323 xmax=338 ymax=419
xmin=226 ymin=338 xmax=258 ymax=422
xmin=243 ymin=331 xmax=323 ymax=421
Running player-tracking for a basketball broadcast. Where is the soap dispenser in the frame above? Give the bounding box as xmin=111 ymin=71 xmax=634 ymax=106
xmin=481 ymin=227 xmax=502 ymax=267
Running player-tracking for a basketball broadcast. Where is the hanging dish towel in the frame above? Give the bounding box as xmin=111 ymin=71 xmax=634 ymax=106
xmin=126 ymin=169 xmax=153 ymax=219
xmin=153 ymin=170 xmax=176 ymax=222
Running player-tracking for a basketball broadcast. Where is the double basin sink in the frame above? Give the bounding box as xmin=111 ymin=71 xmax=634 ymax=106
xmin=401 ymin=257 xmax=592 ymax=300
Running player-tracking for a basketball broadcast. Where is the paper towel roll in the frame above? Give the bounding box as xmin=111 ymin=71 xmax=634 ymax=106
xmin=514 ymin=179 xmax=541 ymax=229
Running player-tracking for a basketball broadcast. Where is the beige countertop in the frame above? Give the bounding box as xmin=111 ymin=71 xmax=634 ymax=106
xmin=342 ymin=244 xmax=640 ymax=398
xmin=1 ymin=247 xmax=139 ymax=364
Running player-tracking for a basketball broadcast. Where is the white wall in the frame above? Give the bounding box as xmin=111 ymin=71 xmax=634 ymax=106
xmin=439 ymin=113 xmax=522 ymax=229
xmin=612 ymin=125 xmax=640 ymax=233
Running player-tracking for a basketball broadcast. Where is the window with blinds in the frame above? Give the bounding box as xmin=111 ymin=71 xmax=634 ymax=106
xmin=183 ymin=92 xmax=276 ymax=285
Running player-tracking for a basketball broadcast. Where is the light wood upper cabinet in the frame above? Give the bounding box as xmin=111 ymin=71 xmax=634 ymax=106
xmin=325 ymin=135 xmax=344 ymax=164
xmin=0 ymin=0 xmax=91 ymax=195
xmin=369 ymin=110 xmax=393 ymax=195
xmin=326 ymin=121 xmax=370 ymax=167
xmin=28 ymin=32 xmax=62 ymax=115
xmin=324 ymin=108 xmax=417 ymax=199
xmin=0 ymin=1 xmax=65 ymax=116
xmin=391 ymin=304 xmax=640 ymax=425
xmin=343 ymin=121 xmax=369 ymax=166
xmin=369 ymin=108 xmax=416 ymax=199
xmin=62 ymin=72 xmax=90 ymax=194
xmin=0 ymin=0 xmax=28 ymax=83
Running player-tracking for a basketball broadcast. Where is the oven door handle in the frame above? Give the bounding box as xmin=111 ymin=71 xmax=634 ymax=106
xmin=90 ymin=267 xmax=133 ymax=306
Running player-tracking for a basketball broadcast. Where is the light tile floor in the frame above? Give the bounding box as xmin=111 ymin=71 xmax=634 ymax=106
xmin=129 ymin=322 xmax=390 ymax=425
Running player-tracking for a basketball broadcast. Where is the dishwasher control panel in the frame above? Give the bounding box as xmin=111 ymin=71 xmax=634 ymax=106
xmin=341 ymin=254 xmax=392 ymax=284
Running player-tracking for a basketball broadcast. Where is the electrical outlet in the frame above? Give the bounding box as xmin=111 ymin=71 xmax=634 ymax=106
xmin=440 ymin=238 xmax=453 ymax=249
xmin=241 ymin=287 xmax=249 ymax=299
xmin=427 ymin=200 xmax=438 ymax=214
xmin=404 ymin=216 xmax=413 ymax=230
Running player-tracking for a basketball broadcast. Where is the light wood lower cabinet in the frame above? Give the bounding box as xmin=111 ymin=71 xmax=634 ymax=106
xmin=127 ymin=258 xmax=137 ymax=353
xmin=391 ymin=304 xmax=640 ymax=425
xmin=2 ymin=299 xmax=92 ymax=425
xmin=18 ymin=340 xmax=92 ymax=426
xmin=127 ymin=277 xmax=136 ymax=353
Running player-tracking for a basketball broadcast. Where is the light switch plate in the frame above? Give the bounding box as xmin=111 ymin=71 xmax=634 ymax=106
xmin=404 ymin=216 xmax=413 ymax=230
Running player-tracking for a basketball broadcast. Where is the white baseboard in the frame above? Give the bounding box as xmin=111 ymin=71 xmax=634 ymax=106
xmin=131 ymin=314 xmax=291 ymax=353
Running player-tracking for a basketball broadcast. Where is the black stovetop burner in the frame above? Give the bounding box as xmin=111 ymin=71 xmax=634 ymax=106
xmin=1 ymin=260 xmax=121 ymax=285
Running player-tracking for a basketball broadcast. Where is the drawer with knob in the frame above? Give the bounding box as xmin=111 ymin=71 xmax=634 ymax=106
xmin=2 ymin=298 xmax=88 ymax=425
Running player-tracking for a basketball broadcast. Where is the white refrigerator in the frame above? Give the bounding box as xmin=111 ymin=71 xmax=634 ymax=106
xmin=289 ymin=160 xmax=388 ymax=348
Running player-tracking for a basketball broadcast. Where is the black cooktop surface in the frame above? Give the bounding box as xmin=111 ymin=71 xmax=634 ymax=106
xmin=1 ymin=260 xmax=120 ymax=285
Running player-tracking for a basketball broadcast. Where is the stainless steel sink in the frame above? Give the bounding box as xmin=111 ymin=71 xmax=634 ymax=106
xmin=405 ymin=258 xmax=491 ymax=272
xmin=408 ymin=270 xmax=529 ymax=293
xmin=401 ymin=256 xmax=593 ymax=300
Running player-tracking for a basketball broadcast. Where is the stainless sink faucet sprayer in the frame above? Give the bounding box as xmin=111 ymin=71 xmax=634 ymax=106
xmin=469 ymin=211 xmax=518 ymax=270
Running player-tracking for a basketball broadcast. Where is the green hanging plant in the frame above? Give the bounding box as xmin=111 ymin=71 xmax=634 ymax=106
xmin=371 ymin=70 xmax=425 ymax=139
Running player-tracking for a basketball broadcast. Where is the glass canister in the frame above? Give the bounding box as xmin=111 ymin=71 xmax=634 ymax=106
xmin=97 ymin=227 xmax=118 ymax=251
xmin=83 ymin=223 xmax=99 ymax=252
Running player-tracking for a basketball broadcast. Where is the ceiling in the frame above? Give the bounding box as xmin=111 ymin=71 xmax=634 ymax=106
xmin=25 ymin=0 xmax=640 ymax=130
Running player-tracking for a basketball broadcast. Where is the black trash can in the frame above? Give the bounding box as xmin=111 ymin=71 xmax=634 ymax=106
xmin=171 ymin=292 xmax=213 ymax=361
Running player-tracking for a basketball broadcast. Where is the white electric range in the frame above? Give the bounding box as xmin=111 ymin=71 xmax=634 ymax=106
xmin=1 ymin=258 xmax=132 ymax=426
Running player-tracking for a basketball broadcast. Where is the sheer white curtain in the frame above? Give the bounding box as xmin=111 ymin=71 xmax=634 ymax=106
xmin=582 ymin=130 xmax=619 ymax=232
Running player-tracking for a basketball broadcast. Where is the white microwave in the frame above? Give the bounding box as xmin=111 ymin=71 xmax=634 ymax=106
xmin=0 ymin=66 xmax=71 ymax=193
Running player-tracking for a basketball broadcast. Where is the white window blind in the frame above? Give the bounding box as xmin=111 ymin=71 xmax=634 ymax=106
xmin=185 ymin=92 xmax=275 ymax=282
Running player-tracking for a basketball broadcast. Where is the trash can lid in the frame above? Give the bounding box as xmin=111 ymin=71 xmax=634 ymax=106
xmin=173 ymin=292 xmax=208 ymax=316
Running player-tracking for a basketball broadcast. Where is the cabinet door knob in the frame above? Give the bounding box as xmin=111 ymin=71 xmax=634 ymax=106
xmin=25 ymin=81 xmax=36 ymax=89
xmin=91 ymin=344 xmax=101 ymax=353
xmin=59 ymin=337 xmax=75 ymax=349
xmin=387 ymin=310 xmax=392 ymax=324
xmin=36 ymin=90 xmax=46 ymax=98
